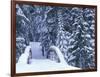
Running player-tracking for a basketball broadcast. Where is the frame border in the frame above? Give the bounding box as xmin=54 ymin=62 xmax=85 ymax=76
xmin=11 ymin=0 xmax=97 ymax=77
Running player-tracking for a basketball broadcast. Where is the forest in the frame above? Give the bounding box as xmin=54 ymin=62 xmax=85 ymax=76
xmin=16 ymin=4 xmax=95 ymax=69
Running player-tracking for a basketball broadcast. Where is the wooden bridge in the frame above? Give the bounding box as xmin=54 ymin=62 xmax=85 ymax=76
xmin=16 ymin=42 xmax=80 ymax=73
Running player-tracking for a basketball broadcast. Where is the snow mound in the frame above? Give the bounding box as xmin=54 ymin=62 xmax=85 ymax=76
xmin=49 ymin=46 xmax=67 ymax=64
xmin=17 ymin=46 xmax=31 ymax=64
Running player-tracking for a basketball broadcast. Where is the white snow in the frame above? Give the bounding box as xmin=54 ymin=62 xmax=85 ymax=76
xmin=85 ymin=26 xmax=89 ymax=30
xmin=90 ymin=25 xmax=94 ymax=30
xmin=16 ymin=42 xmax=80 ymax=73
xmin=82 ymin=22 xmax=89 ymax=25
xmin=85 ymin=46 xmax=93 ymax=51
xmin=90 ymin=39 xmax=95 ymax=47
xmin=16 ymin=4 xmax=30 ymax=22
xmin=90 ymin=39 xmax=95 ymax=43
xmin=85 ymin=34 xmax=91 ymax=38
xmin=86 ymin=13 xmax=94 ymax=18
xmin=21 ymin=20 xmax=26 ymax=25
xmin=72 ymin=7 xmax=79 ymax=10
xmin=88 ymin=47 xmax=93 ymax=51
xmin=17 ymin=46 xmax=31 ymax=64
xmin=70 ymin=38 xmax=75 ymax=42
xmin=67 ymin=45 xmax=74 ymax=49
xmin=92 ymin=20 xmax=95 ymax=23
xmin=77 ymin=25 xmax=81 ymax=28
xmin=49 ymin=46 xmax=67 ymax=64
xmin=63 ymin=40 xmax=68 ymax=44
xmin=16 ymin=59 xmax=80 ymax=73
xmin=68 ymin=55 xmax=76 ymax=62
xmin=16 ymin=37 xmax=25 ymax=41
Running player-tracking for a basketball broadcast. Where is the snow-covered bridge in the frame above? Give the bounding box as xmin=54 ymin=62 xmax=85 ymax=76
xmin=16 ymin=42 xmax=80 ymax=73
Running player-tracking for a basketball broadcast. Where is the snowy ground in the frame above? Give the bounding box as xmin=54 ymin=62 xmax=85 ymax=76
xmin=16 ymin=59 xmax=80 ymax=73
xmin=16 ymin=42 xmax=80 ymax=73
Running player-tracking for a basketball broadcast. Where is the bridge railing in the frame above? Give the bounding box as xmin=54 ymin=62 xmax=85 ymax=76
xmin=47 ymin=46 xmax=67 ymax=65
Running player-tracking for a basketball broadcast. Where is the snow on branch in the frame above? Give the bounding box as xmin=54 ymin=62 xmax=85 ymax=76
xmin=16 ymin=4 xmax=30 ymax=22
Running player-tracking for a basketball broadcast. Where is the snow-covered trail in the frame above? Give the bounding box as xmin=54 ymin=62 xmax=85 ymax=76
xmin=31 ymin=42 xmax=45 ymax=59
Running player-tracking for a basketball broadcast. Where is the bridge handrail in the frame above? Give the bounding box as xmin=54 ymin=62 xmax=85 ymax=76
xmin=49 ymin=46 xmax=67 ymax=64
